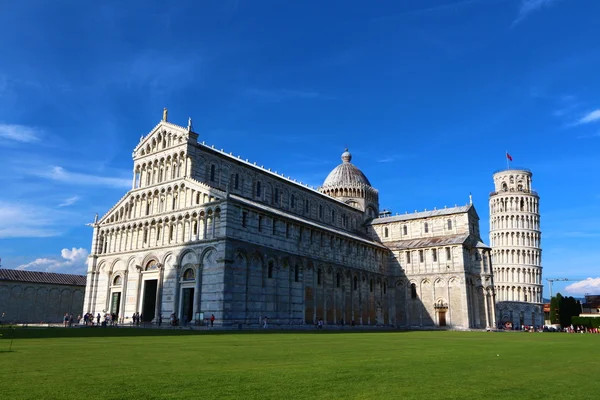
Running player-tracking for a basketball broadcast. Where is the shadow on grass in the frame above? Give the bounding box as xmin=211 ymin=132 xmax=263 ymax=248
xmin=0 ymin=326 xmax=436 ymax=340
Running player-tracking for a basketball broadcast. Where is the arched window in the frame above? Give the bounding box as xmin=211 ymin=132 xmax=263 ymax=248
xmin=317 ymin=268 xmax=322 ymax=285
xmin=182 ymin=268 xmax=195 ymax=281
xmin=210 ymin=165 xmax=216 ymax=181
xmin=383 ymin=282 xmax=387 ymax=295
xmin=447 ymin=219 xmax=452 ymax=230
xmin=384 ymin=227 xmax=389 ymax=238
xmin=294 ymin=265 xmax=299 ymax=282
xmin=410 ymin=283 xmax=417 ymax=299
xmin=113 ymin=275 xmax=122 ymax=286
xmin=424 ymin=222 xmax=429 ymax=233
xmin=520 ymin=199 xmax=524 ymax=211
xmin=336 ymin=273 xmax=341 ymax=288
xmin=353 ymin=276 xmax=358 ymax=290
xmin=268 ymin=261 xmax=274 ymax=279
xmin=502 ymin=182 xmax=508 ymax=191
xmin=256 ymin=181 xmax=262 ymax=198
xmin=234 ymin=173 xmax=239 ymax=190
xmin=291 ymin=194 xmax=296 ymax=208
xmin=403 ymin=225 xmax=407 ymax=235
xmin=369 ymin=279 xmax=373 ymax=292
xmin=145 ymin=260 xmax=158 ymax=271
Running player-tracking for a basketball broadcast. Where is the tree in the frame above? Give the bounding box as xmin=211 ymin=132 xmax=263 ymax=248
xmin=551 ymin=292 xmax=581 ymax=327
xmin=550 ymin=293 xmax=561 ymax=324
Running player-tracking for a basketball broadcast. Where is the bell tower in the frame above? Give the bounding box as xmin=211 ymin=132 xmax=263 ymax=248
xmin=489 ymin=168 xmax=543 ymax=328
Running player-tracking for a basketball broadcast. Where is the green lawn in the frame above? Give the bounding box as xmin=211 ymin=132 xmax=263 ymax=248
xmin=1 ymin=328 xmax=598 ymax=399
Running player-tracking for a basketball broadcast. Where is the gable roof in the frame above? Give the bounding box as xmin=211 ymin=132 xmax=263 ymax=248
xmin=383 ymin=233 xmax=471 ymax=250
xmin=0 ymin=269 xmax=86 ymax=286
xmin=229 ymin=194 xmax=388 ymax=249
xmin=371 ymin=204 xmax=477 ymax=225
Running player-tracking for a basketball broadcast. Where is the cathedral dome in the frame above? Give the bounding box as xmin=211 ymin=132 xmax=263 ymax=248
xmin=322 ymin=149 xmax=372 ymax=187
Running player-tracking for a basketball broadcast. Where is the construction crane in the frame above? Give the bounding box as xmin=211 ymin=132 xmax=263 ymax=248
xmin=546 ymin=278 xmax=569 ymax=299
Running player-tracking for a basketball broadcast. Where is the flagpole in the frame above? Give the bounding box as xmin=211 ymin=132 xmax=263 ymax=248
xmin=506 ymin=150 xmax=510 ymax=170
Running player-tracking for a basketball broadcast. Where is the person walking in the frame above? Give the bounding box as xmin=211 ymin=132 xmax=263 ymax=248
xmin=210 ymin=314 xmax=215 ymax=327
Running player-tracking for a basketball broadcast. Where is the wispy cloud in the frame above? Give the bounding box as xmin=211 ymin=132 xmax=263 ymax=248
xmin=372 ymin=0 xmax=504 ymax=21
xmin=512 ymin=0 xmax=561 ymax=27
xmin=0 ymin=123 xmax=41 ymax=143
xmin=30 ymin=166 xmax=131 ymax=189
xmin=16 ymin=248 xmax=89 ymax=274
xmin=58 ymin=196 xmax=80 ymax=207
xmin=244 ymin=88 xmax=328 ymax=103
xmin=0 ymin=202 xmax=72 ymax=238
xmin=576 ymin=132 xmax=600 ymax=140
xmin=564 ymin=278 xmax=600 ymax=296
xmin=576 ymin=109 xmax=600 ymax=125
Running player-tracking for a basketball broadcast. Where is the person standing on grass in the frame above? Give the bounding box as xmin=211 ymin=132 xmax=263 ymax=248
xmin=210 ymin=314 xmax=215 ymax=327
xmin=158 ymin=314 xmax=162 ymax=327
xmin=96 ymin=313 xmax=101 ymax=325
xmin=63 ymin=313 xmax=69 ymax=327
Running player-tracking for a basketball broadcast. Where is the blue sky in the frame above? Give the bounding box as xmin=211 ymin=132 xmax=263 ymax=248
xmin=1 ymin=0 xmax=599 ymax=297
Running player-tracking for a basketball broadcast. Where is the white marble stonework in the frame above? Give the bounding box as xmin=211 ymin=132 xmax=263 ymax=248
xmin=489 ymin=169 xmax=544 ymax=327
xmin=84 ymin=113 xmax=495 ymax=329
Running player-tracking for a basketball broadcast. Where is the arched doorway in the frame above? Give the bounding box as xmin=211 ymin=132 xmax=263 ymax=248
xmin=110 ymin=275 xmax=123 ymax=319
xmin=435 ymin=299 xmax=448 ymax=327
xmin=141 ymin=260 xmax=159 ymax=322
xmin=179 ymin=266 xmax=196 ymax=325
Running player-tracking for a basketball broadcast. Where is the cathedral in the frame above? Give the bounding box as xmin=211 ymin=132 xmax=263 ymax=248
xmin=83 ymin=111 xmax=496 ymax=329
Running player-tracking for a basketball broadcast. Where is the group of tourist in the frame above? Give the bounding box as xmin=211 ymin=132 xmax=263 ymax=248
xmin=562 ymin=325 xmax=600 ymax=333
xmin=131 ymin=312 xmax=144 ymax=325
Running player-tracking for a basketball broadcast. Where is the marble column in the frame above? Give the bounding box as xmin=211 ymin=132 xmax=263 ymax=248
xmin=119 ymin=270 xmax=129 ymax=323
xmin=192 ymin=263 xmax=202 ymax=322
xmin=154 ymin=264 xmax=165 ymax=322
xmin=482 ymin=289 xmax=489 ymax=328
xmin=172 ymin=264 xmax=181 ymax=319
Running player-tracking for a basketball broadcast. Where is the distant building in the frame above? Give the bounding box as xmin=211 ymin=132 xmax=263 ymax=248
xmin=0 ymin=269 xmax=86 ymax=324
xmin=580 ymin=295 xmax=600 ymax=318
xmin=489 ymin=168 xmax=543 ymax=327
xmin=83 ymin=113 xmax=495 ymax=329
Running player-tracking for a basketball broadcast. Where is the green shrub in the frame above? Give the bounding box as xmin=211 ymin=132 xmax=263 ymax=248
xmin=571 ymin=316 xmax=600 ymax=328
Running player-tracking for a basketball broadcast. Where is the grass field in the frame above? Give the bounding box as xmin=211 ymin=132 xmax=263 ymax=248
xmin=1 ymin=328 xmax=598 ymax=400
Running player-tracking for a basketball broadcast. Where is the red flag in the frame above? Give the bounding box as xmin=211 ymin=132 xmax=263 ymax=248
xmin=506 ymin=152 xmax=513 ymax=161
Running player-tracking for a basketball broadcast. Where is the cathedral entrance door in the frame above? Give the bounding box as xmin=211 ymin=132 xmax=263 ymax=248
xmin=110 ymin=292 xmax=121 ymax=317
xmin=438 ymin=312 xmax=446 ymax=327
xmin=181 ymin=288 xmax=194 ymax=324
xmin=142 ymin=279 xmax=158 ymax=322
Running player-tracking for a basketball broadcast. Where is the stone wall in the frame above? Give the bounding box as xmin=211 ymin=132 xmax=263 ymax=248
xmin=0 ymin=282 xmax=84 ymax=324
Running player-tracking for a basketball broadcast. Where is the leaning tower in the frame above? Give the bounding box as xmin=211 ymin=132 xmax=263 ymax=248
xmin=489 ymin=169 xmax=543 ymax=328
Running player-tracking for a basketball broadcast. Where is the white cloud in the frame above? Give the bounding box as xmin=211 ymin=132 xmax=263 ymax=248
xmin=0 ymin=124 xmax=41 ymax=143
xmin=16 ymin=248 xmax=89 ymax=274
xmin=32 ymin=166 xmax=131 ymax=189
xmin=512 ymin=0 xmax=560 ymax=26
xmin=577 ymin=109 xmax=600 ymax=125
xmin=0 ymin=202 xmax=80 ymax=239
xmin=564 ymin=278 xmax=600 ymax=296
xmin=58 ymin=196 xmax=80 ymax=207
